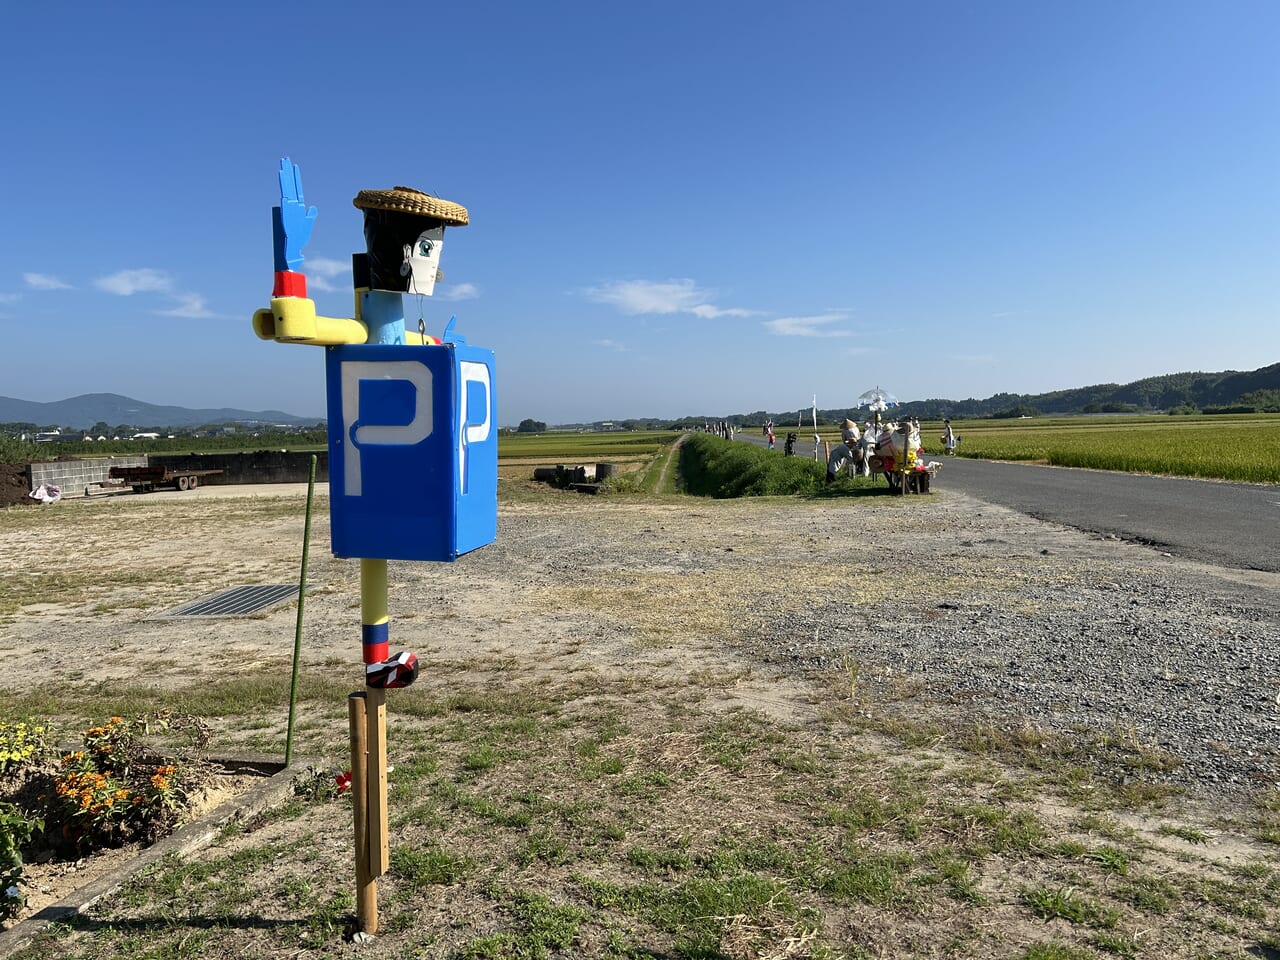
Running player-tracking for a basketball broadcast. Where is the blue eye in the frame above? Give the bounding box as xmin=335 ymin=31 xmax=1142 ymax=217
xmin=418 ymin=240 xmax=433 ymax=256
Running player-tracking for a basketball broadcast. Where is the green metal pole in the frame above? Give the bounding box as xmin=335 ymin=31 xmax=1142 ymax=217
xmin=285 ymin=455 xmax=318 ymax=766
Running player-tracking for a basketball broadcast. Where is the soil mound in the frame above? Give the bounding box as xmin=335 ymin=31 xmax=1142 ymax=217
xmin=0 ymin=463 xmax=34 ymax=508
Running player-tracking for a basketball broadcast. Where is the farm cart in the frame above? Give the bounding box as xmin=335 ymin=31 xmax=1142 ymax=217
xmin=106 ymin=465 xmax=224 ymax=493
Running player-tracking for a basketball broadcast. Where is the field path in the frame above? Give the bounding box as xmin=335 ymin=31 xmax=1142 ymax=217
xmin=653 ymin=433 xmax=687 ymax=494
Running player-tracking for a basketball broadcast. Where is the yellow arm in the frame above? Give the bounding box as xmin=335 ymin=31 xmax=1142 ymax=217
xmin=253 ymin=297 xmax=368 ymax=345
xmin=252 ymin=294 xmax=440 ymax=346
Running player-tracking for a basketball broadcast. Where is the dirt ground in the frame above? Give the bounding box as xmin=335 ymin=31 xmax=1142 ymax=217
xmin=0 ymin=464 xmax=33 ymax=509
xmin=2 ymin=479 xmax=1279 ymax=955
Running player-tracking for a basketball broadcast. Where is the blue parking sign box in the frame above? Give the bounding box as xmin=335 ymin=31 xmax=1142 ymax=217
xmin=325 ymin=342 xmax=497 ymax=561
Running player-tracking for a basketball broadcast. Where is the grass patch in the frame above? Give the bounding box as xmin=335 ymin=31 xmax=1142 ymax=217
xmin=1158 ymin=823 xmax=1210 ymax=844
xmin=1022 ymin=885 xmax=1119 ymax=928
xmin=390 ymin=842 xmax=470 ymax=886
xmin=679 ymin=433 xmax=828 ymax=497
xmin=8 ymin=676 xmax=1273 ymax=959
xmin=1 ymin=667 xmax=354 ymax=727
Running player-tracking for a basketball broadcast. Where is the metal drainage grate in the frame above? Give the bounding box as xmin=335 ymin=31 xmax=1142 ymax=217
xmin=155 ymin=584 xmax=299 ymax=619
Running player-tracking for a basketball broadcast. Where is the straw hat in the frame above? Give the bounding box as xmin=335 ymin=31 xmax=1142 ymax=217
xmin=843 ymin=419 xmax=856 ymax=429
xmin=352 ymin=186 xmax=469 ymax=226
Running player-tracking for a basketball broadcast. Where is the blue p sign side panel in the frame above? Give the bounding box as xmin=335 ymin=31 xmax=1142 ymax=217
xmin=325 ymin=343 xmax=497 ymax=562
xmin=452 ymin=341 xmax=499 ymax=556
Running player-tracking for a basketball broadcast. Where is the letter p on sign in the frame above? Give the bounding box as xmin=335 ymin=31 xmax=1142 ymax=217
xmin=340 ymin=360 xmax=434 ymax=497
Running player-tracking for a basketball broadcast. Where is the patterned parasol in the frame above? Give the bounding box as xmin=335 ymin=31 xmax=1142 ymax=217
xmin=856 ymin=386 xmax=899 ymax=412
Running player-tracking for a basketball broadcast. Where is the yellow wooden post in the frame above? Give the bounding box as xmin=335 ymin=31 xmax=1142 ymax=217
xmin=365 ymin=686 xmax=389 ymax=878
xmin=354 ymin=558 xmax=392 ymax=931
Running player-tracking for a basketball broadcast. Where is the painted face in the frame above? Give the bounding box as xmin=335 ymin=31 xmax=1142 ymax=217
xmin=401 ymin=226 xmax=444 ymax=296
xmin=362 ymin=209 xmax=448 ymax=293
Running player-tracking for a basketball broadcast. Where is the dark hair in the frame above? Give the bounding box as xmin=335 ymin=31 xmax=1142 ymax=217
xmin=362 ymin=208 xmax=447 ymax=292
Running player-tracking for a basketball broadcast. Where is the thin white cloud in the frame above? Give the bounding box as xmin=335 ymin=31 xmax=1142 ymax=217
xmin=582 ymin=278 xmax=752 ymax=319
xmin=764 ymin=313 xmax=852 ymax=337
xmin=156 ymin=293 xmax=217 ymax=319
xmin=0 ymin=292 xmax=21 ymax=304
xmin=304 ymin=256 xmax=350 ymax=293
xmin=592 ymin=338 xmax=628 ymax=352
xmin=24 ymin=272 xmax=72 ymax=291
xmin=96 ymin=269 xmax=173 ymax=296
xmin=439 ymin=282 xmax=480 ymax=302
xmin=689 ymin=303 xmax=752 ymax=318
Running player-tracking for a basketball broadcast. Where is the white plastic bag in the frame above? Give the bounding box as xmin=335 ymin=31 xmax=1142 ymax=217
xmin=28 ymin=483 xmax=62 ymax=504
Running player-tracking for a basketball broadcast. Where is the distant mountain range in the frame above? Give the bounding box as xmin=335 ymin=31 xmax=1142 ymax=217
xmin=0 ymin=393 xmax=320 ymax=430
xmin=877 ymin=361 xmax=1280 ymax=420
xmin=562 ymin=362 xmax=1280 ymax=429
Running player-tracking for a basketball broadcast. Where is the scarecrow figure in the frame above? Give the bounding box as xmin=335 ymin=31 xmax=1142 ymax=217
xmin=251 ymin=157 xmax=496 ymax=937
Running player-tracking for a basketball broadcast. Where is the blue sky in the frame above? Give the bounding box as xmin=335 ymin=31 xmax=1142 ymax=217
xmin=2 ymin=1 xmax=1276 ymax=425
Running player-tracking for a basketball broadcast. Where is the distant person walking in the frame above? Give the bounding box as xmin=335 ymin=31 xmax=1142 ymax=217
xmin=942 ymin=419 xmax=957 ymax=456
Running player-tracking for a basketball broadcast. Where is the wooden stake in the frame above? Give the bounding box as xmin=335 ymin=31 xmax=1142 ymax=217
xmin=365 ymin=686 xmax=389 ymax=878
xmin=349 ymin=692 xmax=377 ymax=934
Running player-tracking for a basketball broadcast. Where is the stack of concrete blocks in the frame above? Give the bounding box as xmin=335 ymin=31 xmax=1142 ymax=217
xmin=28 ymin=457 xmax=148 ymax=498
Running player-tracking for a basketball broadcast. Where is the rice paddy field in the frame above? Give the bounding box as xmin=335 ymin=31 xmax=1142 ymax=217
xmin=915 ymin=414 xmax=1280 ymax=484
xmin=498 ymin=430 xmax=680 ymax=460
xmin=500 ymin=418 xmax=1280 ymax=487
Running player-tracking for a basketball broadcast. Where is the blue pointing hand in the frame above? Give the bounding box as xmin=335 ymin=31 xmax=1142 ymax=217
xmin=272 ymin=157 xmax=317 ymax=272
